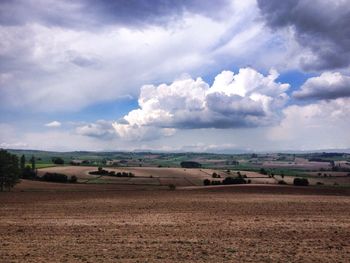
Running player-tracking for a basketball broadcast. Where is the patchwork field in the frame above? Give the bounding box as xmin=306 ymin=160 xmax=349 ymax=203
xmin=37 ymin=166 xmax=225 ymax=186
xmin=1 ymin=181 xmax=349 ymax=262
xmin=36 ymin=166 xmax=350 ymax=187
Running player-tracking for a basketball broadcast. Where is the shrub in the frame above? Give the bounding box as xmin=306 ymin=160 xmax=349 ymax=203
xmin=69 ymin=175 xmax=78 ymax=183
xmin=212 ymin=172 xmax=218 ymax=178
xmin=42 ymin=172 xmax=68 ymax=183
xmin=211 ymin=180 xmax=221 ymax=185
xmin=222 ymin=177 xmax=246 ymax=185
xmin=168 ymin=184 xmax=176 ymax=190
xmin=247 ymin=179 xmax=251 ymax=184
xmin=316 ymin=182 xmax=324 ymax=185
xmin=293 ymin=177 xmax=309 ymax=186
xmin=278 ymin=180 xmax=287 ymax=185
xmin=203 ymin=179 xmax=211 ymax=186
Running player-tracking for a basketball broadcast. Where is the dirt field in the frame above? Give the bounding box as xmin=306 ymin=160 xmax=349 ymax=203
xmin=1 ymin=180 xmax=350 ymax=263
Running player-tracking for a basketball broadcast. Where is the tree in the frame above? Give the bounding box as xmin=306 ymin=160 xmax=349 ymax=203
xmin=222 ymin=176 xmax=246 ymax=185
xmin=180 ymin=161 xmax=201 ymax=168
xmin=52 ymin=157 xmax=64 ymax=165
xmin=20 ymin=155 xmax=25 ymax=171
xmin=0 ymin=149 xmax=20 ymax=191
xmin=30 ymin=155 xmax=36 ymax=170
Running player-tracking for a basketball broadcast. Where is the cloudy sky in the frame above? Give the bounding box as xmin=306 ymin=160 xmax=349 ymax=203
xmin=1 ymin=0 xmax=350 ymax=152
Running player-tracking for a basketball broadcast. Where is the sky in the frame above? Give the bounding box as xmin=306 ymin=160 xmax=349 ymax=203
xmin=1 ymin=0 xmax=350 ymax=153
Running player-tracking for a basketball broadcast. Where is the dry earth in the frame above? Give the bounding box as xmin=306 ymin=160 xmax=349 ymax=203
xmin=0 ymin=180 xmax=349 ymax=263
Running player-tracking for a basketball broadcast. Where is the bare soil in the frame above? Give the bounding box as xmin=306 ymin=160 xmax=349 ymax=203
xmin=1 ymin=180 xmax=349 ymax=262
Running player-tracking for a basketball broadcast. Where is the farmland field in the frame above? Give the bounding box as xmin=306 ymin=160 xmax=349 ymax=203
xmin=36 ymin=166 xmax=350 ymax=187
xmin=0 ymin=180 xmax=349 ymax=262
xmin=37 ymin=166 xmax=222 ymax=186
xmin=3 ymin=151 xmax=350 ymax=262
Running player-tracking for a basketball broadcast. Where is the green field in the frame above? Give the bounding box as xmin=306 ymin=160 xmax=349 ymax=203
xmin=8 ymin=149 xmax=350 ymax=176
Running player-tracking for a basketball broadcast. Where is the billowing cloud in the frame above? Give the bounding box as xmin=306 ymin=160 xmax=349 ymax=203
xmin=293 ymin=72 xmax=350 ymax=100
xmin=0 ymin=0 xmax=295 ymax=114
xmin=257 ymin=0 xmax=350 ymax=71
xmin=75 ymin=120 xmax=115 ymax=139
xmin=113 ymin=68 xmax=289 ymax=140
xmin=45 ymin=121 xmax=61 ymax=127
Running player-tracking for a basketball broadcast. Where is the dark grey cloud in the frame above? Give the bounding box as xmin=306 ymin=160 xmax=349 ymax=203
xmin=0 ymin=0 xmax=230 ymax=28
xmin=257 ymin=0 xmax=350 ymax=71
xmin=0 ymin=0 xmax=82 ymax=27
xmin=293 ymin=72 xmax=350 ymax=100
xmin=206 ymin=93 xmax=265 ymax=116
xmin=75 ymin=120 xmax=116 ymax=139
xmin=65 ymin=51 xmax=101 ymax=68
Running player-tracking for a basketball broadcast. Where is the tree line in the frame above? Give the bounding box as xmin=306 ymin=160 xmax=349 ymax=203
xmin=0 ymin=149 xmax=38 ymax=191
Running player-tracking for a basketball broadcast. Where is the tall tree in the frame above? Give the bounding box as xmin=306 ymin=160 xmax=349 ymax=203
xmin=30 ymin=155 xmax=36 ymax=171
xmin=0 ymin=150 xmax=20 ymax=191
xmin=20 ymin=154 xmax=25 ymax=170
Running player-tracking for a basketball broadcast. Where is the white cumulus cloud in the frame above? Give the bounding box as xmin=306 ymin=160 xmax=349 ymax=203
xmin=293 ymin=72 xmax=350 ymax=100
xmin=113 ymin=67 xmax=289 ymax=140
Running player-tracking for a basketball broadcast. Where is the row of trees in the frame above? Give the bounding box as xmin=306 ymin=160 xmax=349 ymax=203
xmin=89 ymin=167 xmax=135 ymax=177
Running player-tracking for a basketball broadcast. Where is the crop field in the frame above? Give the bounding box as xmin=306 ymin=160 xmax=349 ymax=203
xmin=1 ymin=181 xmax=349 ymax=263
xmin=3 ymin=151 xmax=350 ymax=262
xmin=37 ymin=166 xmax=221 ymax=186
xmin=36 ymin=166 xmax=350 ymax=187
